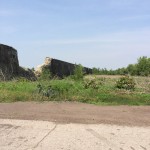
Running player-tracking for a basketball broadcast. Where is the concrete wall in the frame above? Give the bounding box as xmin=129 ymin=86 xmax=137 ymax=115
xmin=49 ymin=58 xmax=92 ymax=78
xmin=0 ymin=44 xmax=92 ymax=80
xmin=0 ymin=44 xmax=36 ymax=80
xmin=0 ymin=44 xmax=19 ymax=77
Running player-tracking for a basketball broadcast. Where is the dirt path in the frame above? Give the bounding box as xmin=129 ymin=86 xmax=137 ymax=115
xmin=0 ymin=102 xmax=149 ymax=126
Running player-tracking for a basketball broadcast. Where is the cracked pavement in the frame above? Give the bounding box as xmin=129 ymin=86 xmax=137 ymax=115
xmin=0 ymin=119 xmax=150 ymax=150
xmin=0 ymin=102 xmax=150 ymax=149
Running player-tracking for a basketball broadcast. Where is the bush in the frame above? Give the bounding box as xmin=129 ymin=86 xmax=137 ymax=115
xmin=39 ymin=68 xmax=51 ymax=81
xmin=83 ymin=78 xmax=105 ymax=89
xmin=116 ymin=76 xmax=136 ymax=90
xmin=36 ymin=84 xmax=57 ymax=98
xmin=72 ymin=64 xmax=84 ymax=80
xmin=36 ymin=80 xmax=75 ymax=99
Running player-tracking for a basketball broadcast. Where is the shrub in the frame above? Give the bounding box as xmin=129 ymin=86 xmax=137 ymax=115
xmin=72 ymin=64 xmax=84 ymax=80
xmin=116 ymin=76 xmax=136 ymax=90
xmin=36 ymin=84 xmax=57 ymax=98
xmin=39 ymin=68 xmax=51 ymax=81
xmin=83 ymin=78 xmax=105 ymax=89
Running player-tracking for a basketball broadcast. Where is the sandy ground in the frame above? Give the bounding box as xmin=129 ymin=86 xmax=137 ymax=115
xmin=0 ymin=102 xmax=150 ymax=126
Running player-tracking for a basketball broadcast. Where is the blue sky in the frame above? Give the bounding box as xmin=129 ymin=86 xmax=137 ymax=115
xmin=0 ymin=0 xmax=150 ymax=69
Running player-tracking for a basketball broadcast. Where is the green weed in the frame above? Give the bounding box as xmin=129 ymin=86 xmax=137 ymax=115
xmin=0 ymin=76 xmax=150 ymax=105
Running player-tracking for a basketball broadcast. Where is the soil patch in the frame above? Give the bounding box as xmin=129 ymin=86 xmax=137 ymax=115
xmin=0 ymin=102 xmax=149 ymax=126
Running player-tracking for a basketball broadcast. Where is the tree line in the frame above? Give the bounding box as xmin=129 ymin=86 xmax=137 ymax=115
xmin=92 ymin=56 xmax=150 ymax=76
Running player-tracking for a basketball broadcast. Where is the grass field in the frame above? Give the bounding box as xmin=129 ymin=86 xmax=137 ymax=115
xmin=0 ymin=75 xmax=150 ymax=105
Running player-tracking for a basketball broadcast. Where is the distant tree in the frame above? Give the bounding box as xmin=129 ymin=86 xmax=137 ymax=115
xmin=92 ymin=67 xmax=100 ymax=75
xmin=109 ymin=69 xmax=115 ymax=75
xmin=127 ymin=64 xmax=137 ymax=76
xmin=136 ymin=56 xmax=150 ymax=76
xmin=91 ymin=56 xmax=150 ymax=76
xmin=115 ymin=67 xmax=128 ymax=75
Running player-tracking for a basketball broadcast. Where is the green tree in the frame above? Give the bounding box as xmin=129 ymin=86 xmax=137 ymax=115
xmin=127 ymin=64 xmax=137 ymax=76
xmin=92 ymin=67 xmax=100 ymax=75
xmin=137 ymin=56 xmax=150 ymax=76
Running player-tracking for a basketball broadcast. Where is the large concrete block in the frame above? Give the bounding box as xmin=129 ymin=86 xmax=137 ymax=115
xmin=35 ymin=57 xmax=92 ymax=78
xmin=0 ymin=44 xmax=19 ymax=79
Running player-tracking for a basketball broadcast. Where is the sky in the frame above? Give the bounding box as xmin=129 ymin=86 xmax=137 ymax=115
xmin=0 ymin=0 xmax=150 ymax=69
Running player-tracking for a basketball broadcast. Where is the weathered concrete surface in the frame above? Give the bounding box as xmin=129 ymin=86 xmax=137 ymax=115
xmin=0 ymin=44 xmax=91 ymax=79
xmin=0 ymin=44 xmax=19 ymax=79
xmin=19 ymin=67 xmax=37 ymax=81
xmin=0 ymin=44 xmax=36 ymax=80
xmin=0 ymin=119 xmax=150 ymax=150
xmin=35 ymin=57 xmax=92 ymax=78
xmin=35 ymin=57 xmax=52 ymax=77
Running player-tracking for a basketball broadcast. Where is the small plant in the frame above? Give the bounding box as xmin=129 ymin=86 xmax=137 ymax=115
xmin=116 ymin=76 xmax=136 ymax=90
xmin=36 ymin=84 xmax=57 ymax=98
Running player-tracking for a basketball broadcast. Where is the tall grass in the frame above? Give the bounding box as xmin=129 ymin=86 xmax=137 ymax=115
xmin=0 ymin=75 xmax=150 ymax=105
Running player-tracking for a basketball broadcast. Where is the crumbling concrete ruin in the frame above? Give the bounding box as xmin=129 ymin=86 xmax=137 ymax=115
xmin=35 ymin=57 xmax=92 ymax=78
xmin=0 ymin=44 xmax=19 ymax=80
xmin=0 ymin=44 xmax=92 ymax=80
xmin=0 ymin=44 xmax=36 ymax=80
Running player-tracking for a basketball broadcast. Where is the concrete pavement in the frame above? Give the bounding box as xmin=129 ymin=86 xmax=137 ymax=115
xmin=0 ymin=119 xmax=150 ymax=150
